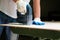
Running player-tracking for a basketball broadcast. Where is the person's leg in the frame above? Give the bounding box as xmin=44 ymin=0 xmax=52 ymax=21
xmin=6 ymin=27 xmax=19 ymax=40
xmin=5 ymin=16 xmax=19 ymax=40
xmin=0 ymin=11 xmax=19 ymax=40
xmin=0 ymin=11 xmax=6 ymax=39
xmin=0 ymin=19 xmax=4 ymax=38
xmin=0 ymin=12 xmax=11 ymax=40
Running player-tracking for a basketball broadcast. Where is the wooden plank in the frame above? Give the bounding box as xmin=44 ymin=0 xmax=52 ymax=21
xmin=0 ymin=22 xmax=60 ymax=31
xmin=0 ymin=22 xmax=60 ymax=39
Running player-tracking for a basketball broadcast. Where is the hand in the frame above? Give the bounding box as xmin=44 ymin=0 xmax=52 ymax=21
xmin=32 ymin=18 xmax=45 ymax=25
xmin=16 ymin=0 xmax=27 ymax=15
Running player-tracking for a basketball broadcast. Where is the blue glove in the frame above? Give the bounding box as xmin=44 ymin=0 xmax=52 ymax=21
xmin=32 ymin=18 xmax=45 ymax=25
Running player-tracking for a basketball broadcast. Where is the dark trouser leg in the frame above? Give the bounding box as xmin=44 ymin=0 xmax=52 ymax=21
xmin=0 ymin=11 xmax=17 ymax=40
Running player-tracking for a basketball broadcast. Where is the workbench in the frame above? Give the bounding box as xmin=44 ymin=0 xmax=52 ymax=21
xmin=0 ymin=22 xmax=60 ymax=39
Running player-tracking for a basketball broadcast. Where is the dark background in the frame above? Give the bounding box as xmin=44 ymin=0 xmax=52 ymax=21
xmin=30 ymin=0 xmax=60 ymax=21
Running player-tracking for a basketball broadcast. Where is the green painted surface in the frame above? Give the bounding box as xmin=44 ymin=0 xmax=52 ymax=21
xmin=11 ymin=27 xmax=60 ymax=39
